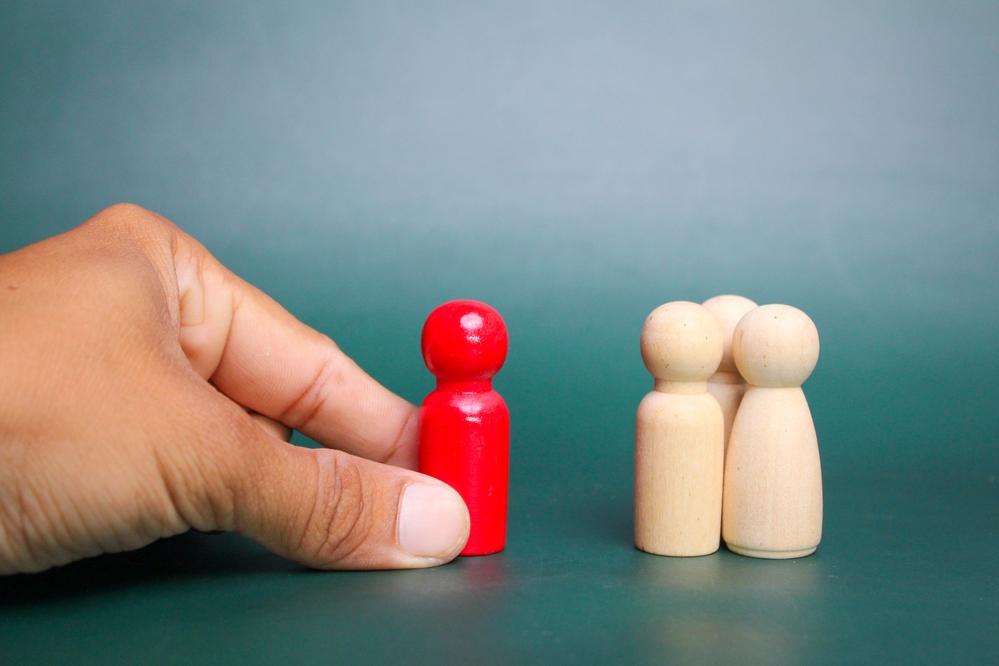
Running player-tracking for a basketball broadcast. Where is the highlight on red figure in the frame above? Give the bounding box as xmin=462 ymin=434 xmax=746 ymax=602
xmin=418 ymin=300 xmax=509 ymax=556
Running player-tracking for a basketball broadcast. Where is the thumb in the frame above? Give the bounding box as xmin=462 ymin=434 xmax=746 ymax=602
xmin=228 ymin=434 xmax=470 ymax=569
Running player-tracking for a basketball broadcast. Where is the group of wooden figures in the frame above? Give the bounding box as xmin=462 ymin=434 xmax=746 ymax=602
xmin=634 ymin=295 xmax=822 ymax=559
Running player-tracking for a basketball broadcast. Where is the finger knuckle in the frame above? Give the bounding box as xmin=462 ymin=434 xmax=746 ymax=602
xmin=278 ymin=351 xmax=343 ymax=431
xmin=88 ymin=202 xmax=156 ymax=233
xmin=297 ymin=450 xmax=374 ymax=565
xmin=150 ymin=401 xmax=252 ymax=534
xmin=85 ymin=202 xmax=179 ymax=248
xmin=100 ymin=201 xmax=153 ymax=219
xmin=153 ymin=442 xmax=233 ymax=534
xmin=320 ymin=334 xmax=341 ymax=354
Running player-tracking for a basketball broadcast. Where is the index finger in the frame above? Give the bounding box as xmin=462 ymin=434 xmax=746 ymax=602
xmin=169 ymin=221 xmax=419 ymax=469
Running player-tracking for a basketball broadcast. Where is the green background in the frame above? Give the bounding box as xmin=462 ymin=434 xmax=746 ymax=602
xmin=2 ymin=1 xmax=997 ymax=663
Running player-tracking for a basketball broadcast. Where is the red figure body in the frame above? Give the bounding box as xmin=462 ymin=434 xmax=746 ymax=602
xmin=419 ymin=300 xmax=509 ymax=556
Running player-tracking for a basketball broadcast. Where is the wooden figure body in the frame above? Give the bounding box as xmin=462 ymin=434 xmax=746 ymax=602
xmin=419 ymin=300 xmax=509 ymax=556
xmin=723 ymin=304 xmax=823 ymax=559
xmin=702 ymin=294 xmax=758 ymax=455
xmin=635 ymin=301 xmax=725 ymax=557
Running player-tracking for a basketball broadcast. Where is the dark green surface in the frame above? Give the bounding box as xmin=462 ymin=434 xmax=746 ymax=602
xmin=2 ymin=1 xmax=998 ymax=663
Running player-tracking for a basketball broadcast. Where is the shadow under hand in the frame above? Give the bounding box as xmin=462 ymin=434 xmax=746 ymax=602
xmin=0 ymin=531 xmax=297 ymax=607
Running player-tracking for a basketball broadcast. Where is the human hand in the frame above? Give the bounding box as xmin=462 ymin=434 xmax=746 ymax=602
xmin=0 ymin=204 xmax=469 ymax=574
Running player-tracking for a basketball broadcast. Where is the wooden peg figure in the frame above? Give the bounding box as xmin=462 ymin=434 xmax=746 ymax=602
xmin=702 ymin=294 xmax=758 ymax=454
xmin=723 ymin=304 xmax=823 ymax=559
xmin=419 ymin=300 xmax=509 ymax=556
xmin=635 ymin=301 xmax=725 ymax=556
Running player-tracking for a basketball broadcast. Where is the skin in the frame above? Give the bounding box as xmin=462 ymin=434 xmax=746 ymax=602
xmin=0 ymin=203 xmax=470 ymax=574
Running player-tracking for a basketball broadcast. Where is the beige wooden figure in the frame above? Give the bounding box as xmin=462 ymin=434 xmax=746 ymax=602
xmin=635 ymin=301 xmax=725 ymax=557
xmin=702 ymin=294 xmax=758 ymax=454
xmin=723 ymin=304 xmax=822 ymax=559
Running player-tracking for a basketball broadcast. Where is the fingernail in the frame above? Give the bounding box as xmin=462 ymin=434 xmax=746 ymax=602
xmin=398 ymin=484 xmax=469 ymax=559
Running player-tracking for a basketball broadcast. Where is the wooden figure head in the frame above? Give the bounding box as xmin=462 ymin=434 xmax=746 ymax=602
xmin=733 ymin=304 xmax=820 ymax=388
xmin=640 ymin=301 xmax=722 ymax=383
xmin=702 ymin=294 xmax=758 ymax=374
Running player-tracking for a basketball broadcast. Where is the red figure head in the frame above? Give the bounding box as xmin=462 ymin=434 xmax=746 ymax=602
xmin=421 ymin=300 xmax=508 ymax=381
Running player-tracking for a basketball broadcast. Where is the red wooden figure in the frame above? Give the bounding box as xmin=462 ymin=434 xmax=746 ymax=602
xmin=419 ymin=300 xmax=509 ymax=556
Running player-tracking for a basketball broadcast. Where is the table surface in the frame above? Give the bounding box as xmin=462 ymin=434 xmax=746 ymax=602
xmin=2 ymin=2 xmax=998 ymax=663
